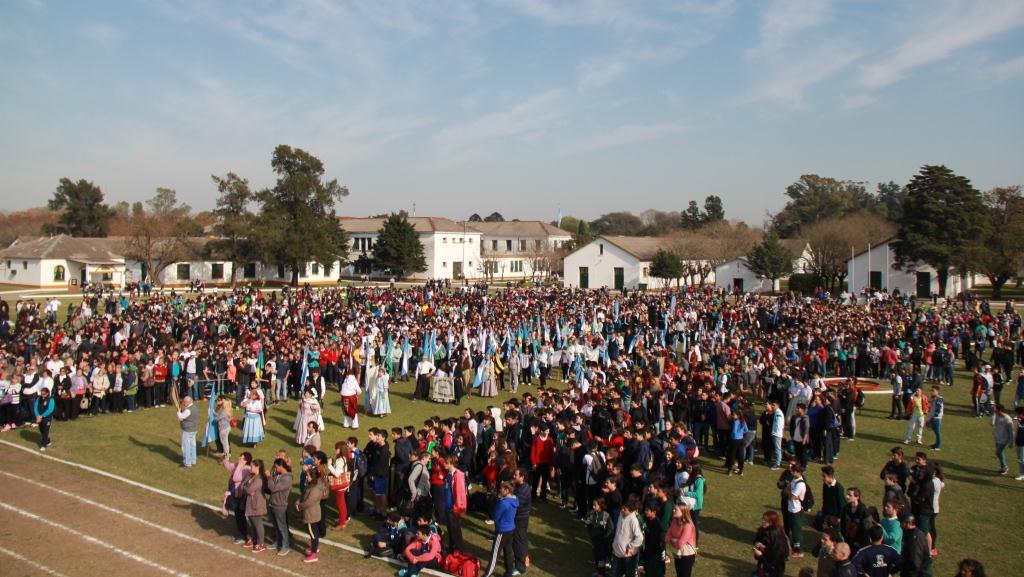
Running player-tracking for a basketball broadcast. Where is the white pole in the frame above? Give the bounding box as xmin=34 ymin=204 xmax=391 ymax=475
xmin=867 ymin=243 xmax=872 ymax=290
xmin=851 ymin=245 xmax=855 ymax=294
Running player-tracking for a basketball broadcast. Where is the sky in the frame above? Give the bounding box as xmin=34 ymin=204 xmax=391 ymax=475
xmin=1 ymin=0 xmax=1022 ymax=225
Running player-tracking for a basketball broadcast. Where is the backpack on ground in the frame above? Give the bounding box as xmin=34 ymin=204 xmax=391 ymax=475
xmin=443 ymin=550 xmax=481 ymax=577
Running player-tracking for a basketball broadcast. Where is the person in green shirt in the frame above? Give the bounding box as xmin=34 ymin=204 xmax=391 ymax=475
xmin=123 ymin=363 xmax=139 ymax=412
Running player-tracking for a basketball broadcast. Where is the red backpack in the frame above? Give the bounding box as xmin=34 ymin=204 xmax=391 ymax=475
xmin=443 ymin=550 xmax=481 ymax=577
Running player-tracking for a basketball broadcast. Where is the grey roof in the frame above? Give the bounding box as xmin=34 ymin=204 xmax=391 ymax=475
xmin=1 ymin=235 xmax=125 ymax=263
xmin=340 ymin=216 xmax=472 ymax=234
xmin=460 ymin=220 xmax=572 ymax=238
xmin=598 ymin=236 xmax=673 ymax=261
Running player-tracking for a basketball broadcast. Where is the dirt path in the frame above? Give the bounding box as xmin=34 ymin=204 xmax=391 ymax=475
xmin=0 ymin=443 xmax=402 ymax=577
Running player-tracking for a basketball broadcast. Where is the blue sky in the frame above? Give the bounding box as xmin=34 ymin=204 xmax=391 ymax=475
xmin=1 ymin=0 xmax=1022 ymax=225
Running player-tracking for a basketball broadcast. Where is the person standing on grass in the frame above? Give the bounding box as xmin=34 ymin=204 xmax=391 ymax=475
xmin=483 ymin=481 xmax=518 ymax=577
xmin=665 ymin=503 xmax=697 ymax=577
xmin=511 ymin=467 xmax=533 ymax=575
xmin=297 ymin=465 xmax=328 ymax=563
xmin=32 ymin=386 xmax=55 ymax=451
xmin=242 ymin=459 xmax=268 ymax=553
xmin=769 ymin=400 xmax=785 ymax=470
xmin=443 ymin=455 xmax=467 ymax=552
xmin=785 ymin=464 xmax=807 ymax=559
xmin=328 ymin=441 xmax=351 ymax=529
xmin=851 ymin=524 xmax=902 ymax=577
xmin=992 ymin=404 xmax=1014 ymax=475
xmin=175 ymin=395 xmax=198 ymax=467
xmin=752 ymin=511 xmax=789 ymax=577
xmin=340 ymin=367 xmax=362 ymax=429
xmin=903 ymin=389 xmax=927 ymax=446
xmin=265 ymin=457 xmax=293 ymax=556
xmin=610 ymin=495 xmax=644 ymax=577
xmin=927 ymin=386 xmax=943 ymax=450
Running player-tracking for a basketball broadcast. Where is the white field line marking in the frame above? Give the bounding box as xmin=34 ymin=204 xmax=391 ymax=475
xmin=0 ymin=440 xmax=448 ymax=576
xmin=0 ymin=470 xmax=307 ymax=577
xmin=0 ymin=546 xmax=73 ymax=577
xmin=0 ymin=501 xmax=191 ymax=577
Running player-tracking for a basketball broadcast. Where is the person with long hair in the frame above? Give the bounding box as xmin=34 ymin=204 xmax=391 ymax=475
xmin=222 ymin=451 xmax=253 ymax=543
xmin=297 ymin=461 xmax=328 ymax=563
xmin=955 ymin=558 xmax=987 ymax=577
xmin=752 ymin=511 xmax=788 ymax=577
xmin=214 ymin=396 xmax=233 ymax=457
xmin=665 ymin=503 xmax=697 ymax=577
xmin=241 ymin=388 xmax=265 ymax=448
xmin=242 ymin=458 xmax=268 ymax=553
xmin=328 ymin=441 xmax=351 ymax=529
xmin=340 ymin=367 xmax=363 ymax=429
xmin=265 ymin=457 xmax=293 ymax=556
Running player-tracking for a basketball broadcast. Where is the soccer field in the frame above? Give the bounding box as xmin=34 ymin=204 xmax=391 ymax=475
xmin=3 ymin=370 xmax=1022 ymax=577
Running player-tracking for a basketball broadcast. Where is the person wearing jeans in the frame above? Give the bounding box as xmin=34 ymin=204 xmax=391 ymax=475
xmin=266 ymin=458 xmax=293 ymax=555
xmin=769 ymin=402 xmax=785 ymax=469
xmin=176 ymin=396 xmax=198 ymax=467
xmin=928 ymin=387 xmax=944 ymax=450
xmin=992 ymin=404 xmax=1014 ymax=474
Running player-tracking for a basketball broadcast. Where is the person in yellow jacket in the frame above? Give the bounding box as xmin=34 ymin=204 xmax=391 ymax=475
xmin=904 ymin=389 xmax=929 ymax=445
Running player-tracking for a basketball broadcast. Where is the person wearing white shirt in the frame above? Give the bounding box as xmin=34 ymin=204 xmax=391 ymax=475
xmin=770 ymin=402 xmax=785 ymax=469
xmin=339 ymin=371 xmax=362 ymax=429
xmin=785 ymin=465 xmax=807 ymax=558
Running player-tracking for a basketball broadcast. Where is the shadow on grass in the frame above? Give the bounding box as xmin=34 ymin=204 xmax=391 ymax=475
xmin=129 ymin=435 xmax=182 ymax=464
xmin=16 ymin=428 xmax=42 ymax=447
xmin=700 ymin=514 xmax=756 ymax=546
xmin=181 ymin=501 xmax=239 ymax=539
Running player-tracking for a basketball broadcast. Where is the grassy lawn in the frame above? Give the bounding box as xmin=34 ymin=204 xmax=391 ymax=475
xmin=5 ymin=371 xmax=1022 ymax=577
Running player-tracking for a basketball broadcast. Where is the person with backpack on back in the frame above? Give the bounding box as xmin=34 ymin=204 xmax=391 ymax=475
xmin=785 ymin=463 xmax=812 ymax=559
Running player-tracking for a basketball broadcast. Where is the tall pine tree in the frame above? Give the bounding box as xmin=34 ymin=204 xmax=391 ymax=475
xmin=45 ymin=178 xmax=115 ymax=237
xmin=744 ymin=232 xmax=795 ymax=292
xmin=893 ymin=165 xmax=985 ymax=296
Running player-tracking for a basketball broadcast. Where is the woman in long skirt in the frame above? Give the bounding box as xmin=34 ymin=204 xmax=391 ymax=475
xmin=241 ymin=390 xmax=265 ymax=447
xmin=294 ymin=390 xmax=322 ymax=446
xmin=371 ymin=369 xmax=391 ymax=417
xmin=479 ymin=357 xmax=498 ymax=398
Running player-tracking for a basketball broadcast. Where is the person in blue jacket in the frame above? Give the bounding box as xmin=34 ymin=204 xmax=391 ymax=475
xmin=483 ymin=481 xmax=519 ymax=577
xmin=33 ymin=387 xmax=55 ymax=450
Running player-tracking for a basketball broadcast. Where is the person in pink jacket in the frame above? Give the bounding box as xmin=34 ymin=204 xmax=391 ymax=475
xmin=222 ymin=451 xmax=253 ymax=545
xmin=665 ymin=503 xmax=697 ymax=577
xmin=400 ymin=526 xmax=442 ymax=577
xmin=444 ymin=457 xmax=468 ymax=551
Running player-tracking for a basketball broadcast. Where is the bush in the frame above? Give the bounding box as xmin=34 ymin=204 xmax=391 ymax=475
xmin=787 ymin=273 xmax=825 ymax=295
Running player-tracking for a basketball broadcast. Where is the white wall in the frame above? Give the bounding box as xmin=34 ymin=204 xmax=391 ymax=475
xmin=847 ymin=242 xmax=975 ymax=297
xmin=715 ymin=259 xmax=774 ymax=293
xmin=563 ymin=240 xmax=640 ymax=289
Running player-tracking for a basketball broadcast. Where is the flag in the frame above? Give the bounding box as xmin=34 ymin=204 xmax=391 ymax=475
xmin=299 ymin=346 xmax=310 ymax=390
xmin=669 ymin=294 xmax=676 ymax=317
xmin=255 ymin=344 xmax=264 ymax=381
xmin=627 ymin=333 xmax=638 ymax=354
xmin=201 ymin=381 xmax=218 ymax=448
xmin=556 ymin=207 xmax=562 ymax=228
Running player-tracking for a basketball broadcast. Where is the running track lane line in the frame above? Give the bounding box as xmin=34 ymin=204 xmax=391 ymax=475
xmin=0 ymin=440 xmax=449 ymax=576
xmin=0 ymin=470 xmax=308 ymax=577
xmin=0 ymin=546 xmax=73 ymax=577
xmin=0 ymin=501 xmax=191 ymax=577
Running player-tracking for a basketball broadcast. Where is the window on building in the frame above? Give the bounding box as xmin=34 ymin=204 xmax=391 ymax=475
xmin=101 ymin=272 xmax=113 ymax=281
xmin=53 ymin=265 xmax=65 ymax=281
xmin=599 ymin=244 xmax=604 ymax=255
xmin=519 ymin=239 xmax=527 ymax=251
xmin=176 ymin=263 xmax=190 ymax=280
xmin=506 ymin=240 xmax=513 ymax=251
xmin=5 ymin=260 xmax=9 ymax=268
xmin=511 ymin=260 xmax=523 ymax=273
xmin=443 ymin=262 xmax=448 ymax=268
xmin=244 ymin=263 xmax=257 ymax=279
xmin=211 ymin=263 xmax=224 ymax=280
xmin=312 ymin=262 xmax=320 ymax=275
xmin=277 ymin=264 xmax=285 ymax=278
xmin=535 ymin=239 xmax=543 ymax=250
xmin=443 ymin=237 xmax=447 ymax=243
xmin=22 ymin=261 xmax=27 ymax=270
xmin=491 ymin=240 xmax=498 ymax=251
xmin=643 ymin=268 xmax=650 ymax=277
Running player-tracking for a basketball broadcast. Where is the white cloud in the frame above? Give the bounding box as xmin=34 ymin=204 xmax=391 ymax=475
xmin=990 ymin=55 xmax=1024 ymax=82
xmin=861 ymin=0 xmax=1024 ymax=88
xmin=577 ymin=58 xmax=626 ymax=91
xmin=841 ymin=93 xmax=877 ymax=110
xmin=79 ymin=22 xmax=121 ymax=48
xmin=748 ymin=0 xmax=833 ymax=58
xmin=562 ymin=122 xmax=686 ymax=155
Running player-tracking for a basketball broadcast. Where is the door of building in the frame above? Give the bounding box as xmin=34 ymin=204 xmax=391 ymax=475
xmin=453 ymin=261 xmax=463 ymax=279
xmin=613 ymin=267 xmax=624 ymax=291
xmin=733 ymin=278 xmax=743 ymax=292
xmin=916 ymin=271 xmax=931 ymax=298
xmin=579 ymin=267 xmax=589 ymax=289
xmin=870 ymin=271 xmax=882 ymax=290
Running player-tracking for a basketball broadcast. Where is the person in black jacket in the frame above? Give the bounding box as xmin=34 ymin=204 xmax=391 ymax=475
xmin=752 ymin=511 xmax=789 ymax=577
xmin=899 ymin=515 xmax=931 ymax=577
xmin=840 ymin=487 xmax=874 ymax=551
xmin=906 ymin=453 xmax=935 ymax=537
xmin=512 ymin=467 xmax=532 ymax=573
xmin=829 ymin=542 xmax=856 ymax=577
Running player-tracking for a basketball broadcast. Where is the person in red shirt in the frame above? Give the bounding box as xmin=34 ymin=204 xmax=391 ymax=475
xmin=429 ymin=446 xmax=448 ymax=522
xmin=530 ymin=426 xmax=555 ymax=502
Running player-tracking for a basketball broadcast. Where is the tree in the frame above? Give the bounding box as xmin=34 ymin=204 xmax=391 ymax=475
xmin=372 ymin=212 xmax=426 ymax=278
xmin=772 ymin=175 xmax=879 ymax=237
xmin=590 ymin=211 xmax=644 ymax=236
xmin=209 ymin=172 xmax=258 ymax=286
xmin=703 ymin=195 xmax=725 ymax=223
xmin=575 ymin=220 xmax=593 ymax=246
xmin=484 ymin=212 xmax=505 ymax=222
xmin=650 ymin=249 xmax=683 ymax=288
xmin=44 ymin=178 xmax=115 ymax=237
xmin=253 ymin=145 xmax=350 ymax=286
xmin=121 ymin=188 xmax=198 ymax=285
xmin=894 ymin=165 xmax=986 ymax=296
xmin=804 ymin=212 xmax=897 ymax=291
xmin=0 ymin=208 xmax=58 ymax=247
xmin=958 ymin=186 xmax=1024 ymax=298
xmin=876 ymin=181 xmax=906 ymax=221
xmin=639 ymin=209 xmax=681 ymax=236
xmin=468 ymin=213 xmax=483 ymax=222
xmin=744 ymin=232 xmax=795 ymax=291
xmin=680 ymin=201 xmax=703 ymax=230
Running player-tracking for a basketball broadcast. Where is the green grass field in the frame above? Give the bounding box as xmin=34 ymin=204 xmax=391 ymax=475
xmin=5 ymin=371 xmax=1023 ymax=577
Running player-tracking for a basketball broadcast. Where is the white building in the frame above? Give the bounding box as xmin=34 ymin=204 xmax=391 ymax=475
xmin=846 ymin=238 xmax=975 ymax=297
xmin=1 ymin=236 xmax=127 ymax=289
xmin=714 ymin=239 xmax=812 ymax=293
xmin=466 ymin=220 xmax=573 ymax=281
xmin=340 ymin=217 xmax=482 ymax=280
xmin=562 ymin=236 xmax=704 ymax=290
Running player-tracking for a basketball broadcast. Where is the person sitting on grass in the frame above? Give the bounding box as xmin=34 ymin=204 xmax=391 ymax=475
xmin=399 ymin=525 xmax=442 ymax=577
xmin=367 ymin=509 xmax=407 ymax=559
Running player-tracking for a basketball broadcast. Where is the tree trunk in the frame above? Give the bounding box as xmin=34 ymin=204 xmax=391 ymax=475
xmin=229 ymin=264 xmax=238 ymax=288
xmin=290 ymin=264 xmax=299 ymax=287
xmin=989 ymin=273 xmax=1010 ymax=299
xmin=936 ymin=267 xmax=948 ymax=297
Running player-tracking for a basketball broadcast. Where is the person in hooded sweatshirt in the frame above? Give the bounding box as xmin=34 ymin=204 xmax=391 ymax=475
xmin=483 ymin=481 xmax=518 ymax=577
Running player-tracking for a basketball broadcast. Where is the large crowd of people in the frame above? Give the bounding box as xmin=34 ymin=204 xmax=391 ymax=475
xmin=1 ymin=281 xmax=1020 ymax=577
